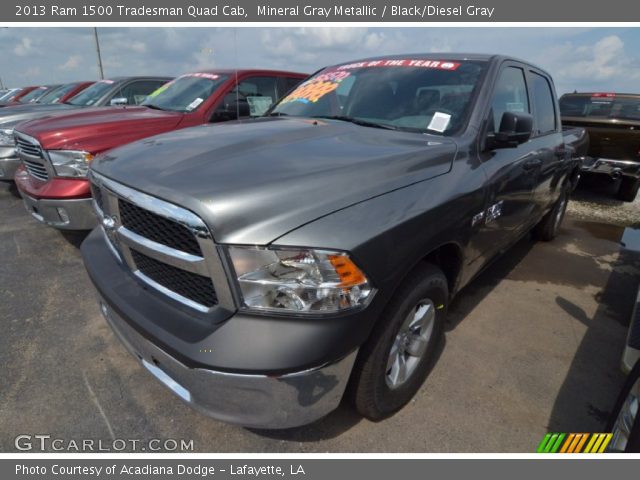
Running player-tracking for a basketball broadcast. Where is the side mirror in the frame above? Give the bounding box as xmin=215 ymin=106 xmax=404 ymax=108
xmin=487 ymin=111 xmax=533 ymax=149
xmin=110 ymin=97 xmax=128 ymax=106
xmin=212 ymin=99 xmax=251 ymax=122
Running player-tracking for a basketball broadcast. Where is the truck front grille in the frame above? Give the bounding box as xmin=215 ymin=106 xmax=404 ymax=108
xmin=22 ymin=158 xmax=49 ymax=181
xmin=15 ymin=133 xmax=49 ymax=181
xmin=131 ymin=250 xmax=218 ymax=308
xmin=89 ymin=172 xmax=223 ymax=312
xmin=15 ymin=134 xmax=43 ymax=158
xmin=118 ymin=198 xmax=202 ymax=256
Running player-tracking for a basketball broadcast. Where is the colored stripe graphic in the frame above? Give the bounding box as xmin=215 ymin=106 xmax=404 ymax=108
xmin=537 ymin=433 xmax=613 ymax=453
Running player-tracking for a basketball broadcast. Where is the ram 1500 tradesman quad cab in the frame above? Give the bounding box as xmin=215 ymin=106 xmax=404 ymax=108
xmin=13 ymin=70 xmax=306 ymax=230
xmin=82 ymin=54 xmax=583 ymax=428
xmin=560 ymin=92 xmax=640 ymax=201
xmin=0 ymin=77 xmax=170 ymax=182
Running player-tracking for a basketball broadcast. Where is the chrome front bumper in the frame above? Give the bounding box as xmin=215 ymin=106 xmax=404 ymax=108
xmin=0 ymin=146 xmax=19 ymax=181
xmin=98 ymin=299 xmax=358 ymax=429
xmin=19 ymin=192 xmax=97 ymax=230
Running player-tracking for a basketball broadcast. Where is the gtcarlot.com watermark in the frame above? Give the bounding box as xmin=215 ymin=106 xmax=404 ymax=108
xmin=15 ymin=434 xmax=194 ymax=452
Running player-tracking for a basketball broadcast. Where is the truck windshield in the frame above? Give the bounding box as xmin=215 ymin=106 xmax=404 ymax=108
xmin=560 ymin=95 xmax=640 ymax=122
xmin=142 ymin=74 xmax=229 ymax=113
xmin=19 ymin=87 xmax=49 ymax=103
xmin=270 ymin=59 xmax=487 ymax=135
xmin=37 ymin=83 xmax=81 ymax=104
xmin=67 ymin=80 xmax=115 ymax=106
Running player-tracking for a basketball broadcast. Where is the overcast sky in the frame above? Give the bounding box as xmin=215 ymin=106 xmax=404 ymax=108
xmin=1 ymin=27 xmax=639 ymax=95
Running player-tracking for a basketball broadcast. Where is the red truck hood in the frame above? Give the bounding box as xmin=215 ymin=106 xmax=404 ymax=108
xmin=17 ymin=106 xmax=184 ymax=153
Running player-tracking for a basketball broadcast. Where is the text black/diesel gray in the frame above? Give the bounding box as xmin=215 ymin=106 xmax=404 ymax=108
xmin=82 ymin=54 xmax=583 ymax=428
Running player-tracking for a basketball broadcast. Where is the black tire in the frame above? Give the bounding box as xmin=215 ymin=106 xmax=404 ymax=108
xmin=606 ymin=360 xmax=640 ymax=452
xmin=533 ymin=189 xmax=568 ymax=241
xmin=617 ymin=176 xmax=640 ymax=202
xmin=349 ymin=263 xmax=448 ymax=420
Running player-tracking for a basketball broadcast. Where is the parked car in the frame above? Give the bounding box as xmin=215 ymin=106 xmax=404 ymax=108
xmin=32 ymin=81 xmax=95 ymax=105
xmin=560 ymin=92 xmax=640 ymax=201
xmin=81 ymin=54 xmax=584 ymax=428
xmin=15 ymin=85 xmax=61 ymax=104
xmin=606 ymin=283 xmax=640 ymax=452
xmin=0 ymin=88 xmax=22 ymax=102
xmin=0 ymin=77 xmax=169 ymax=182
xmin=0 ymin=86 xmax=42 ymax=107
xmin=13 ymin=69 xmax=307 ymax=229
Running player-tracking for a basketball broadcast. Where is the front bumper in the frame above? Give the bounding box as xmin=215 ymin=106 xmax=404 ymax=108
xmin=99 ymin=297 xmax=357 ymax=429
xmin=19 ymin=192 xmax=97 ymax=230
xmin=581 ymin=157 xmax=640 ymax=178
xmin=0 ymin=146 xmax=19 ymax=181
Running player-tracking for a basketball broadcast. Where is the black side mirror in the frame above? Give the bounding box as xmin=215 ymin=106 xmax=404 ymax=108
xmin=212 ymin=98 xmax=251 ymax=122
xmin=487 ymin=111 xmax=533 ymax=149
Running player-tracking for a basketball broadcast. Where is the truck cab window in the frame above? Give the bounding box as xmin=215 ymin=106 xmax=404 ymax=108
xmin=530 ymin=72 xmax=557 ymax=134
xmin=233 ymin=77 xmax=278 ymax=116
xmin=116 ymin=80 xmax=167 ymax=105
xmin=490 ymin=66 xmax=530 ymax=132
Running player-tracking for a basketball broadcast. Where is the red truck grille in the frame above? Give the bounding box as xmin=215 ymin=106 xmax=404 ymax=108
xmin=15 ymin=133 xmax=49 ymax=181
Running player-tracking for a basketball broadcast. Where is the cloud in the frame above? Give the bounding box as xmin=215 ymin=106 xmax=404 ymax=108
xmin=13 ymin=37 xmax=33 ymax=56
xmin=59 ymin=55 xmax=82 ymax=70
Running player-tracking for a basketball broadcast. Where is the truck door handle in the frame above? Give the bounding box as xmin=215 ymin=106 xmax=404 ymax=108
xmin=523 ymin=158 xmax=543 ymax=171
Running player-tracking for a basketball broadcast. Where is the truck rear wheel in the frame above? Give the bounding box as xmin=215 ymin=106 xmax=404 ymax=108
xmin=349 ymin=264 xmax=447 ymax=420
xmin=617 ymin=176 xmax=640 ymax=202
xmin=533 ymin=189 xmax=568 ymax=241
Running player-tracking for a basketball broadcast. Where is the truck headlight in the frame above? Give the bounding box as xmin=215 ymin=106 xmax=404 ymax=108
xmin=0 ymin=129 xmax=14 ymax=147
xmin=48 ymin=150 xmax=94 ymax=177
xmin=227 ymin=247 xmax=375 ymax=314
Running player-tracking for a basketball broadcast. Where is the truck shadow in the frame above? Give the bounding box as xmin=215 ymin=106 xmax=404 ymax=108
xmin=59 ymin=230 xmax=90 ymax=249
xmin=546 ymin=243 xmax=638 ymax=433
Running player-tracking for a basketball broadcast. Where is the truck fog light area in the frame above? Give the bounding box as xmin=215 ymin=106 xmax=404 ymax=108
xmin=56 ymin=207 xmax=70 ymax=223
xmin=227 ymin=246 xmax=375 ymax=314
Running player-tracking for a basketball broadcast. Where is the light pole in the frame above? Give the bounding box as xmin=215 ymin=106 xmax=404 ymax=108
xmin=93 ymin=27 xmax=104 ymax=79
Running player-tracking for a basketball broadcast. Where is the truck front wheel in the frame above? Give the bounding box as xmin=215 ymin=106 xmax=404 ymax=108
xmin=349 ymin=264 xmax=447 ymax=420
xmin=617 ymin=176 xmax=640 ymax=202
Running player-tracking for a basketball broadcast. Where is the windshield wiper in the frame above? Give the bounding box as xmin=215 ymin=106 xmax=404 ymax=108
xmin=143 ymin=104 xmax=167 ymax=111
xmin=311 ymin=115 xmax=397 ymax=130
xmin=268 ymin=112 xmax=289 ymax=117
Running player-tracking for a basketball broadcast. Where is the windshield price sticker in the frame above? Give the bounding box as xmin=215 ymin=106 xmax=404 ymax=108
xmin=428 ymin=111 xmax=452 ymax=132
xmin=337 ymin=59 xmax=461 ymax=71
xmin=280 ymin=70 xmax=351 ymax=105
xmin=186 ymin=97 xmax=204 ymax=111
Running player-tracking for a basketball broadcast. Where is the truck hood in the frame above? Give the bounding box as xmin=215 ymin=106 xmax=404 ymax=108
xmin=16 ymin=106 xmax=183 ymax=152
xmin=0 ymin=104 xmax=79 ymax=129
xmin=92 ymin=117 xmax=457 ymax=245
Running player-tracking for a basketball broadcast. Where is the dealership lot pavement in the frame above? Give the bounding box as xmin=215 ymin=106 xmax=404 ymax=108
xmin=1 ymin=181 xmax=638 ymax=452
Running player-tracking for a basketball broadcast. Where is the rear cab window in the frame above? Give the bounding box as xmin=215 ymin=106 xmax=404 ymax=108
xmin=560 ymin=94 xmax=640 ymax=121
xmin=529 ymin=71 xmax=557 ymax=135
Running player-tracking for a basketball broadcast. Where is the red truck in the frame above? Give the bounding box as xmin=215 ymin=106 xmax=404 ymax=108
xmin=14 ymin=69 xmax=307 ymax=230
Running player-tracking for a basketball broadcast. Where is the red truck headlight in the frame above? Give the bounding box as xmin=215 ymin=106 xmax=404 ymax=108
xmin=48 ymin=150 xmax=94 ymax=177
xmin=227 ymin=246 xmax=375 ymax=314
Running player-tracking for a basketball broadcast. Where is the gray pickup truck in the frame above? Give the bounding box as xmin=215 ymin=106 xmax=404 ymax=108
xmin=82 ymin=54 xmax=583 ymax=428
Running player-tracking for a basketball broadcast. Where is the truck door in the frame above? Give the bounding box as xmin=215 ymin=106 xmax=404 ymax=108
xmin=472 ymin=64 xmax=540 ymax=262
xmin=526 ymin=69 xmax=565 ymax=217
